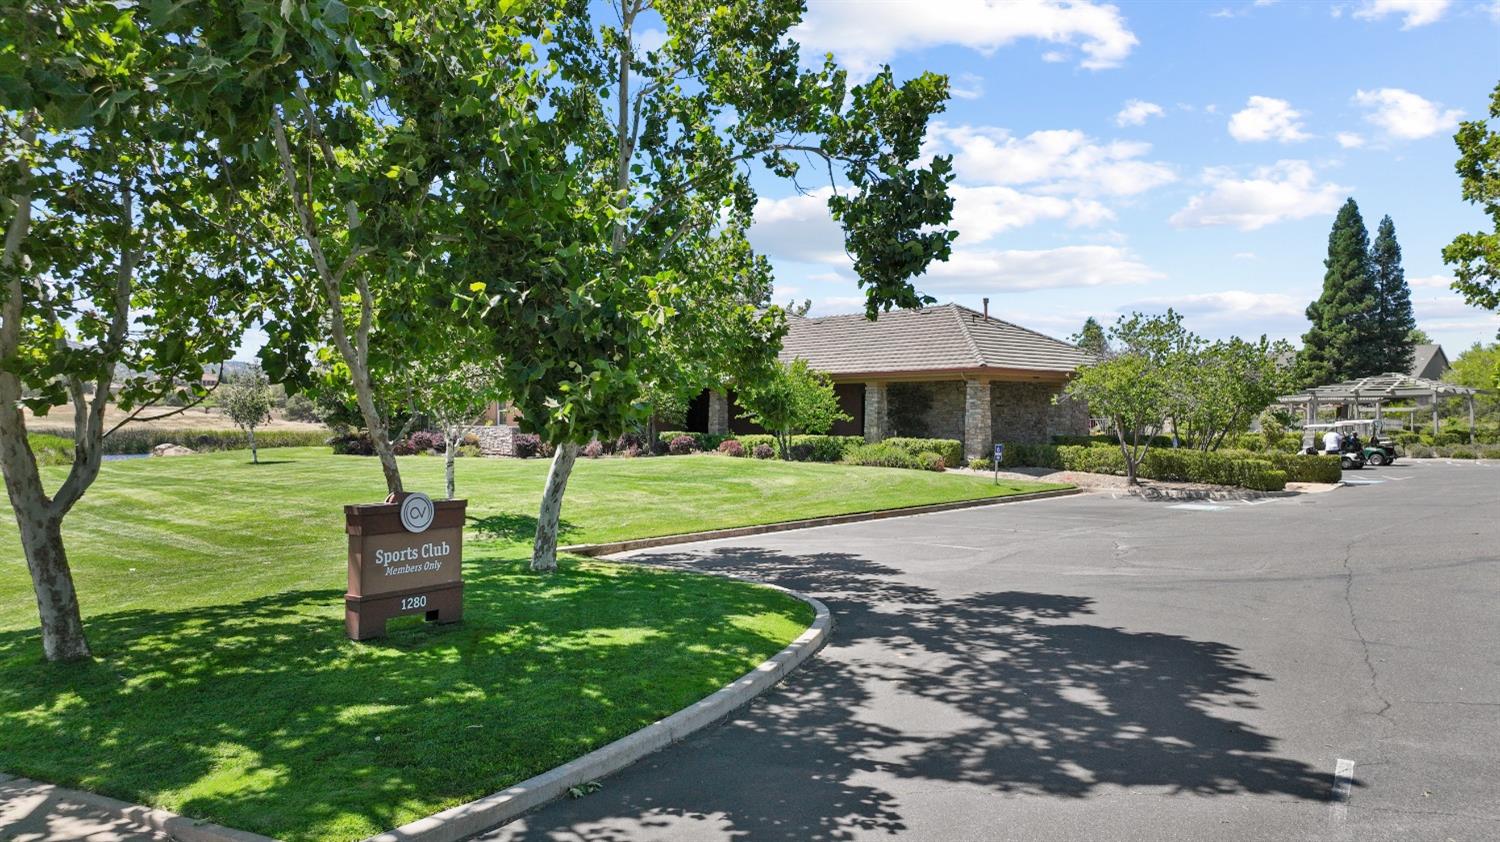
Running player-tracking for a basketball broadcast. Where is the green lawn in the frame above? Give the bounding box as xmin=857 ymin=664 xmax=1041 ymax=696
xmin=0 ymin=449 xmax=1060 ymax=841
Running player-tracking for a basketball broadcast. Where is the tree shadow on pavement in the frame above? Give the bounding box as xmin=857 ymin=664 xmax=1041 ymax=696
xmin=500 ymin=546 xmax=1335 ymax=841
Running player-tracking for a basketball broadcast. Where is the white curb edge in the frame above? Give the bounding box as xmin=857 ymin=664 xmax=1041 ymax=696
xmin=363 ymin=585 xmax=832 ymax=842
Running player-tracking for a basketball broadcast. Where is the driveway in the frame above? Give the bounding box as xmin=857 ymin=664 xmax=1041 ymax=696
xmin=486 ymin=460 xmax=1500 ymax=841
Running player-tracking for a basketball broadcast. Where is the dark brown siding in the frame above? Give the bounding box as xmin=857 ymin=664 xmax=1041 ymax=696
xmin=831 ymin=383 xmax=865 ymax=436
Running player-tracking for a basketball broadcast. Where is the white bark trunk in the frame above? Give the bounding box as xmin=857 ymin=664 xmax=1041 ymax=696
xmin=248 ymin=427 xmax=258 ymax=464
xmin=531 ymin=443 xmax=579 ymax=572
xmin=445 ymin=429 xmax=458 ymax=500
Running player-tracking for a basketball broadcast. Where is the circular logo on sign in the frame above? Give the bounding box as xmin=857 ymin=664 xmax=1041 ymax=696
xmin=399 ymin=492 xmax=435 ymax=534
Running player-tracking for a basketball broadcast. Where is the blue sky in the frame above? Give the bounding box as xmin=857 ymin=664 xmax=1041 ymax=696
xmin=749 ymin=0 xmax=1500 ymax=354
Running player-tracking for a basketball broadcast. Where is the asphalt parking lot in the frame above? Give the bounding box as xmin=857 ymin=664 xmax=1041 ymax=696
xmin=488 ymin=459 xmax=1500 ymax=842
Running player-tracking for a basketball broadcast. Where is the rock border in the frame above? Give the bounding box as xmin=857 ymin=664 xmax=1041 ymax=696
xmin=363 ymin=584 xmax=831 ymax=842
xmin=560 ymin=486 xmax=1082 ymax=557
xmin=0 ymin=772 xmax=276 ymax=842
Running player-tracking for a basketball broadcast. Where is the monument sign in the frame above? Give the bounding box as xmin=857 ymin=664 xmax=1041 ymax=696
xmin=345 ymin=491 xmax=466 ymax=640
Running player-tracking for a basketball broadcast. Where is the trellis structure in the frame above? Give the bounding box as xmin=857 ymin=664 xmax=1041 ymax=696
xmin=1277 ymin=373 xmax=1482 ymax=442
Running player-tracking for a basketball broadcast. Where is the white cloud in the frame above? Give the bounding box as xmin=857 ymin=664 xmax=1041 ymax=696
xmin=949 ymin=185 xmax=1113 ymax=243
xmin=1041 ymin=50 xmax=1069 ymax=63
xmin=1116 ymin=99 xmax=1165 ymax=127
xmin=950 ymin=72 xmax=986 ymax=100
xmin=1128 ymin=290 xmax=1305 ymax=323
xmin=1408 ymin=274 xmax=1454 ymax=288
xmin=749 ymin=189 xmax=847 ymax=265
xmin=790 ymin=0 xmax=1139 ymax=74
xmin=921 ymin=245 xmax=1164 ymax=291
xmin=1353 ymin=0 xmax=1451 ymax=28
xmin=926 ymin=124 xmax=1176 ymax=196
xmin=1233 ymin=251 xmax=1258 ymax=260
xmin=1353 ymin=88 xmax=1463 ymax=140
xmin=1336 ymin=132 xmax=1366 ymax=148
xmin=1170 ymin=160 xmax=1348 ymax=231
xmin=1228 ymin=96 xmax=1311 ymax=142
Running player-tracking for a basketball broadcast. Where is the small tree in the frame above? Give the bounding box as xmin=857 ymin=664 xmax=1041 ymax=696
xmin=738 ymin=359 xmax=849 ymax=459
xmin=1444 ymin=81 xmax=1500 ymax=315
xmin=1066 ymin=312 xmax=1192 ymax=484
xmin=1174 ymin=336 xmax=1295 ymax=451
xmin=220 ymin=370 xmax=273 ymax=464
xmin=1072 ymin=317 xmax=1109 ymax=356
xmin=405 ymin=348 xmax=502 ymax=500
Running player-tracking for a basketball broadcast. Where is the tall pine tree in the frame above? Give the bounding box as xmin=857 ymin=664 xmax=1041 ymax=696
xmin=1370 ymin=214 xmax=1417 ymax=374
xmin=1297 ymin=198 xmax=1383 ymax=385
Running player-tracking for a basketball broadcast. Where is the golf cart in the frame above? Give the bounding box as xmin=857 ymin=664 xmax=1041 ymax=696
xmin=1301 ymin=422 xmax=1397 ymax=469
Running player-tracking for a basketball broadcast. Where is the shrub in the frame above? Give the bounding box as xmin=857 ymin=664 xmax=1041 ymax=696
xmin=456 ymin=444 xmax=482 ymax=458
xmin=616 ymin=431 xmax=647 ymax=453
xmin=997 ymin=441 xmax=1289 ymax=490
xmin=842 ymin=442 xmax=924 ymax=470
xmin=328 ymin=431 xmax=375 ymax=456
xmin=915 ymin=451 xmax=946 ymax=472
xmin=408 ymin=430 xmax=444 ymax=453
xmin=788 ymin=443 xmax=814 ymax=462
xmin=29 ymin=434 xmax=74 ymax=466
xmin=283 ymin=393 xmax=320 ymax=422
xmin=392 ymin=439 xmax=417 ymax=456
xmin=788 ymin=434 xmax=862 ymax=463
xmin=752 ymin=443 xmax=775 ymax=459
xmin=668 ymin=434 xmax=698 ymax=455
xmin=1448 ymin=447 xmax=1477 ymax=459
xmin=880 ymin=437 xmax=962 ymax=469
xmin=735 ymin=434 xmax=777 ymax=453
xmin=461 ymin=431 xmax=481 ymax=448
xmin=968 ymin=456 xmax=991 ymax=471
xmin=622 ymin=445 xmax=643 ymax=458
xmin=513 ymin=433 xmax=542 ymax=458
xmin=583 ymin=440 xmax=605 ymax=459
xmin=1222 ymin=449 xmax=1341 ymax=483
xmin=717 ymin=439 xmax=745 ymax=458
xmin=23 ymin=426 xmax=331 ymax=456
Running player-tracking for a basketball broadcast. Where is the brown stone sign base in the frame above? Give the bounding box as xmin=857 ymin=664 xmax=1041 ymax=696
xmin=346 ymin=582 xmax=463 ymax=641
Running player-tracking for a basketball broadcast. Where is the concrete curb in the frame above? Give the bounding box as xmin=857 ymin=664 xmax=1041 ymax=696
xmin=560 ymin=487 xmax=1083 ymax=557
xmin=1122 ymin=486 xmax=1299 ymax=502
xmin=363 ymin=585 xmax=833 ymax=842
xmin=0 ymin=772 xmax=277 ymax=842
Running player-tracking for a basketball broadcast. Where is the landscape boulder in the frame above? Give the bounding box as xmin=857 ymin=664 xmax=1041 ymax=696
xmin=151 ymin=443 xmax=195 ymax=457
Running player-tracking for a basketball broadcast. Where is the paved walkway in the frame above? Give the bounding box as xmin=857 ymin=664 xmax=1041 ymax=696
xmin=486 ymin=460 xmax=1500 ymax=841
xmin=0 ymin=776 xmax=166 ymax=842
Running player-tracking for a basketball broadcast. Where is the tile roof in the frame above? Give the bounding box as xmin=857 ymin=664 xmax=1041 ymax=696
xmin=779 ymin=303 xmax=1092 ymax=377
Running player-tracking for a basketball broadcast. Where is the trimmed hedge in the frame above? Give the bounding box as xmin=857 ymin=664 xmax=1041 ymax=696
xmin=879 ymin=437 xmax=962 ymax=469
xmin=843 ymin=442 xmax=945 ymax=471
xmin=659 ymin=431 xmax=861 ymax=462
xmin=33 ymin=427 xmax=330 ymax=456
xmin=1221 ymin=449 xmax=1341 ymax=483
xmin=998 ymin=442 xmax=1288 ymax=491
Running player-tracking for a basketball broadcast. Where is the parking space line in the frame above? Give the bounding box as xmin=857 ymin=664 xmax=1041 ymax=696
xmin=1166 ymin=503 xmax=1230 ymax=511
xmin=1331 ymin=758 xmax=1356 ymax=820
xmin=1341 ymin=478 xmax=1385 ymax=485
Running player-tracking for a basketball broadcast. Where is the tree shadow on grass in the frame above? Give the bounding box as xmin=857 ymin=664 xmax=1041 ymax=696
xmin=0 ymin=555 xmax=807 ymax=842
xmin=468 ymin=512 xmax=579 ymax=544
xmin=497 ymin=547 xmax=1337 ymax=842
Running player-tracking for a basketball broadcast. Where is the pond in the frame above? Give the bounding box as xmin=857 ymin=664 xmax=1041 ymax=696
xmin=102 ymin=453 xmax=150 ymax=461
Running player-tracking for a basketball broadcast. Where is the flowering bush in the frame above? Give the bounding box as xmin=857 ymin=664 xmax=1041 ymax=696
xmin=668 ymin=434 xmax=697 ymax=455
xmin=392 ymin=439 xmax=417 ymax=456
xmin=513 ymin=433 xmax=541 ymax=458
xmin=752 ymin=443 xmax=775 ymax=459
xmin=622 ymin=445 xmax=642 ymax=458
xmin=583 ymin=440 xmax=605 ymax=459
xmin=717 ymin=439 xmax=745 ymax=457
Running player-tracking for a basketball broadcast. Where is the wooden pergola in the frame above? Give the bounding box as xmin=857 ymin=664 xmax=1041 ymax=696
xmin=1278 ymin=372 xmax=1482 ymax=442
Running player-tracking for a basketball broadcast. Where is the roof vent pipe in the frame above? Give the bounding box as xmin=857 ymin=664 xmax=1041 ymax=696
xmin=982 ymin=297 xmax=989 ymax=320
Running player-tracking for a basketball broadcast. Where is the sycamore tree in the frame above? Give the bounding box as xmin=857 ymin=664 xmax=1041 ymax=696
xmin=0 ymin=1 xmax=265 ymax=661
xmin=472 ymin=0 xmax=957 ymax=572
xmin=402 ymin=341 xmax=503 ymax=500
xmin=201 ymin=0 xmax=550 ymax=498
xmin=221 ymin=368 xmax=273 ymax=464
xmin=1445 ymin=81 xmax=1500 ymax=319
xmin=1066 ymin=312 xmax=1193 ymax=485
xmin=739 ymin=358 xmax=848 ymax=459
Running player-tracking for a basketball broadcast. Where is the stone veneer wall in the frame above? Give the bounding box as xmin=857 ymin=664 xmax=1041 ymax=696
xmin=989 ymin=382 xmax=1089 ymax=444
xmin=457 ymin=424 xmax=516 ymax=456
xmin=902 ymin=380 xmax=965 ymax=442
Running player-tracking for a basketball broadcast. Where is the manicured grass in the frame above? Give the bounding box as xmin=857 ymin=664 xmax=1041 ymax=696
xmin=0 ymin=449 xmax=1060 ymax=840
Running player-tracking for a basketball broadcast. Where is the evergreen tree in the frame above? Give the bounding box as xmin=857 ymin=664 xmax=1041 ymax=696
xmin=1297 ymin=198 xmax=1383 ymax=384
xmin=1370 ymin=215 xmax=1417 ymax=373
xmin=1073 ymin=317 xmax=1109 ymax=356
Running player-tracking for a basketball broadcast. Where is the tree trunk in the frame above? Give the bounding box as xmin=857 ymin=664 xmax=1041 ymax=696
xmin=248 ymin=427 xmax=258 ymax=464
xmin=15 ymin=510 xmax=89 ymax=661
xmin=445 ymin=429 xmax=458 ymax=500
xmin=531 ymin=442 xmax=579 ymax=572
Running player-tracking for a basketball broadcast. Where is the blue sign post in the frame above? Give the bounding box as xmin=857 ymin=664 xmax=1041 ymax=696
xmin=993 ymin=443 xmax=1004 ymax=484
